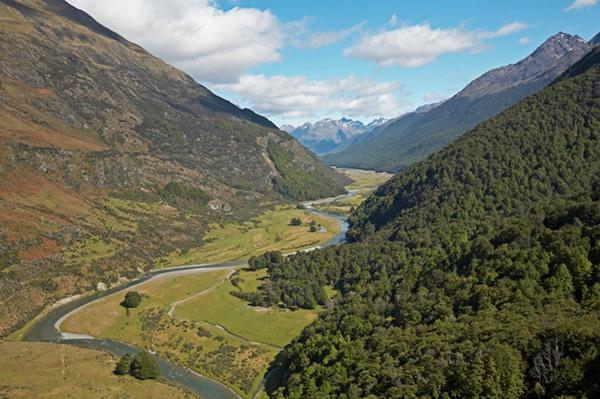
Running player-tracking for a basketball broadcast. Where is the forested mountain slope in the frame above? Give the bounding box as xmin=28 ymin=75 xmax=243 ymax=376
xmin=247 ymin=46 xmax=600 ymax=398
xmin=0 ymin=0 xmax=347 ymax=336
xmin=324 ymin=32 xmax=593 ymax=171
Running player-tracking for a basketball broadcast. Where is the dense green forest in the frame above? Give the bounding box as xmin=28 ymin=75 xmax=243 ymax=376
xmin=244 ymin=47 xmax=600 ymax=398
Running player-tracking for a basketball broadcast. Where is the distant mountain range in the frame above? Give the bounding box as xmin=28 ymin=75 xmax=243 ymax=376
xmin=282 ymin=117 xmax=388 ymax=155
xmin=324 ymin=31 xmax=598 ymax=171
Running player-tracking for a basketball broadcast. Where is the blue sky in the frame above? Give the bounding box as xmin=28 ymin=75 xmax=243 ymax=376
xmin=71 ymin=0 xmax=600 ymax=126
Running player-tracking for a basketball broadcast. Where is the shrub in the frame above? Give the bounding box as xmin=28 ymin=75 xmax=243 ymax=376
xmin=114 ymin=353 xmax=133 ymax=375
xmin=130 ymin=351 xmax=160 ymax=380
xmin=290 ymin=218 xmax=303 ymax=226
xmin=121 ymin=291 xmax=142 ymax=309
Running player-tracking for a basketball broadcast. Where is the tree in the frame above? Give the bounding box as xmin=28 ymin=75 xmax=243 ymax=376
xmin=130 ymin=351 xmax=160 ymax=380
xmin=290 ymin=217 xmax=303 ymax=226
xmin=114 ymin=353 xmax=133 ymax=375
xmin=309 ymin=220 xmax=318 ymax=232
xmin=121 ymin=291 xmax=142 ymax=309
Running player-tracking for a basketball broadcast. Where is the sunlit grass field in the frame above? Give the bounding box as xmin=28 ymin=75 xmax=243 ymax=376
xmin=159 ymin=205 xmax=340 ymax=267
xmin=62 ymin=269 xmax=231 ymax=340
xmin=175 ymin=269 xmax=320 ymax=347
xmin=314 ymin=168 xmax=392 ymax=215
xmin=0 ymin=341 xmax=193 ymax=398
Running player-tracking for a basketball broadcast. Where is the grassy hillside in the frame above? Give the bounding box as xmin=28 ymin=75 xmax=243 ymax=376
xmin=0 ymin=0 xmax=347 ymax=336
xmin=246 ymin=47 xmax=600 ymax=398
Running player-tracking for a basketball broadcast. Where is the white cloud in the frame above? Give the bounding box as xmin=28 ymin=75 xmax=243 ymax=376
xmin=69 ymin=0 xmax=283 ymax=83
xmin=295 ymin=22 xmax=365 ymax=49
xmin=217 ymin=75 xmax=406 ymax=123
xmin=287 ymin=18 xmax=365 ymax=49
xmin=344 ymin=21 xmax=528 ymax=68
xmin=519 ymin=37 xmax=531 ymax=45
xmin=564 ymin=0 xmax=598 ymax=11
xmin=477 ymin=22 xmax=529 ymax=39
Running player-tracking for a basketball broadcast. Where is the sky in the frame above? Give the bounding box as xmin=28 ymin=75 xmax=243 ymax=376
xmin=69 ymin=0 xmax=600 ymax=127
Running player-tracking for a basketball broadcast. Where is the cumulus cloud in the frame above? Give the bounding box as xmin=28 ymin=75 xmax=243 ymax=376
xmin=344 ymin=22 xmax=528 ymax=68
xmin=217 ymin=75 xmax=405 ymax=122
xmin=69 ymin=0 xmax=283 ymax=83
xmin=564 ymin=0 xmax=598 ymax=11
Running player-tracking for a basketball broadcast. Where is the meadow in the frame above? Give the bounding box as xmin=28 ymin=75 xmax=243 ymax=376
xmin=0 ymin=341 xmax=193 ymax=398
xmin=313 ymin=168 xmax=392 ymax=215
xmin=174 ymin=269 xmax=320 ymax=348
xmin=61 ymin=267 xmax=318 ymax=398
xmin=158 ymin=205 xmax=340 ymax=267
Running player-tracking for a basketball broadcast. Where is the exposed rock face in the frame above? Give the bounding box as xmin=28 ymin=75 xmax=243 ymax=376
xmin=0 ymin=0 xmax=347 ymax=336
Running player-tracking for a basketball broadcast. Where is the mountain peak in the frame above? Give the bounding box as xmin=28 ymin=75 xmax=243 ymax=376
xmin=289 ymin=117 xmax=388 ymax=155
xmin=591 ymin=32 xmax=600 ymax=46
xmin=532 ymin=32 xmax=588 ymax=58
xmin=456 ymin=31 xmax=590 ymax=99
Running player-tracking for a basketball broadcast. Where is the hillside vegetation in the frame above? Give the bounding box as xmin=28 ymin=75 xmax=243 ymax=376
xmin=247 ymin=47 xmax=600 ymax=398
xmin=0 ymin=0 xmax=347 ymax=336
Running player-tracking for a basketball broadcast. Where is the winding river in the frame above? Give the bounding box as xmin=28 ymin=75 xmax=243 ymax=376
xmin=22 ymin=193 xmax=352 ymax=399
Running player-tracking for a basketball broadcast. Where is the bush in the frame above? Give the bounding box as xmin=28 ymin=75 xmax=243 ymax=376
xmin=160 ymin=181 xmax=209 ymax=211
xmin=114 ymin=353 xmax=133 ymax=375
xmin=290 ymin=218 xmax=303 ymax=226
xmin=130 ymin=351 xmax=160 ymax=380
xmin=121 ymin=291 xmax=142 ymax=309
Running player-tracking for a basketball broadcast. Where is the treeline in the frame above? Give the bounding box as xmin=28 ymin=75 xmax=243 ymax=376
xmin=243 ymin=47 xmax=600 ymax=398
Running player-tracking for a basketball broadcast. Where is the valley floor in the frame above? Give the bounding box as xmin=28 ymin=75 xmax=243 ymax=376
xmin=15 ymin=169 xmax=389 ymax=398
xmin=61 ymin=267 xmax=320 ymax=398
xmin=312 ymin=168 xmax=392 ymax=216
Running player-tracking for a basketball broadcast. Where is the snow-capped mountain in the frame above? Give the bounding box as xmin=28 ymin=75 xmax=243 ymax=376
xmin=283 ymin=117 xmax=388 ymax=155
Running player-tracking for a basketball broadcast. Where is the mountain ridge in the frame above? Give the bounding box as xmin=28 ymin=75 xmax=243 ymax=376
xmin=0 ymin=0 xmax=348 ymax=336
xmin=324 ymin=31 xmax=595 ymax=171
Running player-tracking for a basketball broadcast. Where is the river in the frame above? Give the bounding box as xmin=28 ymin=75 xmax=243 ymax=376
xmin=22 ymin=193 xmax=352 ymax=399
